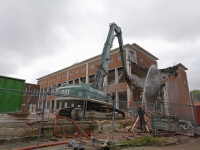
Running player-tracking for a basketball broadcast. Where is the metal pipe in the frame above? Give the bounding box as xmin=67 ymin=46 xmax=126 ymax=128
xmin=53 ymin=116 xmax=90 ymax=139
xmin=13 ymin=140 xmax=69 ymax=150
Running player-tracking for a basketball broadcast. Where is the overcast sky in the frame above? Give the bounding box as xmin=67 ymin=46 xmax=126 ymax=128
xmin=0 ymin=0 xmax=199 ymax=91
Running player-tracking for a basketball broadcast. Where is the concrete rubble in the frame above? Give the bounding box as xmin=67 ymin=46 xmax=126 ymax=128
xmin=0 ymin=109 xmax=199 ymax=150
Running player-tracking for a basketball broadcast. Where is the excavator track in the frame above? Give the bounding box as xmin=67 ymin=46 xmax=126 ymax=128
xmin=55 ymin=99 xmax=125 ymax=120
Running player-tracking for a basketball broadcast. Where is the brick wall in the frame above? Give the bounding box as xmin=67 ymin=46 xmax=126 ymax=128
xmin=68 ymin=64 xmax=86 ymax=81
xmin=136 ymin=50 xmax=157 ymax=69
xmin=22 ymin=83 xmax=40 ymax=111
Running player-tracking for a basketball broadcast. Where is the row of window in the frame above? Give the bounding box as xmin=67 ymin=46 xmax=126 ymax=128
xmin=41 ymin=74 xmax=66 ymax=84
xmin=40 ymin=67 xmax=125 ymax=91
xmin=40 ymin=51 xmax=136 ymax=84
xmin=70 ymin=67 xmax=85 ymax=76
xmin=40 ymin=86 xmax=58 ymax=94
xmin=24 ymin=89 xmax=39 ymax=96
xmin=69 ymin=56 xmax=120 ymax=76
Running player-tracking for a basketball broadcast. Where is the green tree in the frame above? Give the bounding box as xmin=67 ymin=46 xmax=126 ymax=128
xmin=190 ymin=90 xmax=200 ymax=102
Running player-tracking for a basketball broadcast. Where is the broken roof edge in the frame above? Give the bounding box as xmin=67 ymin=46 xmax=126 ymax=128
xmin=177 ymin=63 xmax=188 ymax=70
xmin=131 ymin=43 xmax=159 ymax=61
xmin=37 ymin=43 xmax=131 ymax=80
xmin=159 ymin=63 xmax=188 ymax=72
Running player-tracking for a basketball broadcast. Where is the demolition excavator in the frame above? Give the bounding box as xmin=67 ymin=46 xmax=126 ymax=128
xmin=55 ymin=23 xmax=133 ymax=120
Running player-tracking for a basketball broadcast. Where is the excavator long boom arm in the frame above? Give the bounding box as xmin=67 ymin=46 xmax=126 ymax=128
xmin=92 ymin=23 xmax=134 ymax=90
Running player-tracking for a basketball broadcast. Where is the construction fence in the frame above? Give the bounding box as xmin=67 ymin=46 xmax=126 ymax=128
xmin=0 ymin=92 xmax=200 ymax=150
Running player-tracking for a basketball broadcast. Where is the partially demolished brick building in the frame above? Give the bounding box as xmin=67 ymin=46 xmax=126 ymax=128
xmin=37 ymin=43 xmax=193 ymax=121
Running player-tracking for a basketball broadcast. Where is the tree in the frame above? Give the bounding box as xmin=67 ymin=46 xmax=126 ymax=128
xmin=190 ymin=90 xmax=200 ymax=102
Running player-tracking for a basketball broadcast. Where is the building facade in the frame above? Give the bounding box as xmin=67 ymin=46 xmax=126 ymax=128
xmin=37 ymin=43 xmax=158 ymax=113
xmin=37 ymin=43 xmax=192 ymax=120
xmin=22 ymin=83 xmax=40 ymax=114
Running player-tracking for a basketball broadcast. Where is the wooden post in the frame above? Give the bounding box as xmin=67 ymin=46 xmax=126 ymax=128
xmin=131 ymin=116 xmax=139 ymax=131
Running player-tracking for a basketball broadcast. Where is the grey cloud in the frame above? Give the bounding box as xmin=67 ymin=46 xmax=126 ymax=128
xmin=0 ymin=0 xmax=199 ymax=90
xmin=0 ymin=0 xmax=77 ymax=75
xmin=102 ymin=0 xmax=200 ymax=42
xmin=154 ymin=42 xmax=200 ymax=90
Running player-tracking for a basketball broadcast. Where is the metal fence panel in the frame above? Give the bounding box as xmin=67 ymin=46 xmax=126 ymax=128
xmin=0 ymin=89 xmax=200 ymax=149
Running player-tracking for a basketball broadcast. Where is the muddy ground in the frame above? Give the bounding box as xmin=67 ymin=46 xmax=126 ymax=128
xmin=0 ymin=132 xmax=199 ymax=150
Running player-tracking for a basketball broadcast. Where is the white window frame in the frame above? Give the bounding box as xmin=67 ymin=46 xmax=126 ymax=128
xmin=118 ymin=55 xmax=121 ymax=60
xmin=29 ymin=104 xmax=33 ymax=112
xmin=109 ymin=58 xmax=113 ymax=63
xmin=23 ymin=88 xmax=27 ymax=95
xmin=90 ymin=64 xmax=94 ymax=69
xmin=35 ymin=89 xmax=38 ymax=96
xmin=82 ymin=67 xmax=85 ymax=72
xmin=129 ymin=51 xmax=135 ymax=62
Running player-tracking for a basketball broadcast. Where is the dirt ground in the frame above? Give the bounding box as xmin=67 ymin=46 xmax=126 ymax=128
xmin=0 ymin=134 xmax=199 ymax=150
xmin=122 ymin=136 xmax=200 ymax=150
xmin=0 ymin=138 xmax=200 ymax=150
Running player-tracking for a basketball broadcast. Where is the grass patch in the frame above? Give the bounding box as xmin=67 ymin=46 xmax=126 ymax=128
xmin=109 ymin=135 xmax=166 ymax=150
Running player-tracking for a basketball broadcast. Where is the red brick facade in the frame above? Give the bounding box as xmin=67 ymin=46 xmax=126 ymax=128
xmin=36 ymin=43 xmax=191 ymax=118
xmin=22 ymin=83 xmax=40 ymax=113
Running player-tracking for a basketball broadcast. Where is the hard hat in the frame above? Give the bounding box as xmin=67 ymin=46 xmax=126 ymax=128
xmin=138 ymin=104 xmax=141 ymax=108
